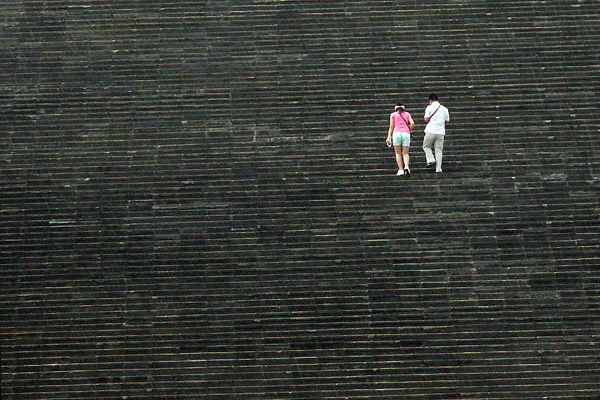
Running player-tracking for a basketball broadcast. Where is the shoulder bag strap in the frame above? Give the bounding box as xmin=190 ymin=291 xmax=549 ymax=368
xmin=428 ymin=105 xmax=441 ymax=120
xmin=399 ymin=112 xmax=410 ymax=131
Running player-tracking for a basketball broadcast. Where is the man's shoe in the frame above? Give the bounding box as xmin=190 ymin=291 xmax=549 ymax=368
xmin=425 ymin=162 xmax=436 ymax=168
xmin=397 ymin=169 xmax=405 ymax=176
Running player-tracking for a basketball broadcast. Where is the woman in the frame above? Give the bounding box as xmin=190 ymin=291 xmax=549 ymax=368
xmin=386 ymin=103 xmax=415 ymax=176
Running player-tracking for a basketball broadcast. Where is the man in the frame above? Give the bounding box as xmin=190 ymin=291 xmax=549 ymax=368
xmin=423 ymin=93 xmax=450 ymax=173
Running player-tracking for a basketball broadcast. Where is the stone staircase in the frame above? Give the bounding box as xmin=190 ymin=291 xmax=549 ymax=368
xmin=1 ymin=0 xmax=599 ymax=399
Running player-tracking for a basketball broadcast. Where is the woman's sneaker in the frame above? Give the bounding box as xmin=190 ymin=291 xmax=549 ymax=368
xmin=404 ymin=167 xmax=411 ymax=176
xmin=397 ymin=169 xmax=405 ymax=176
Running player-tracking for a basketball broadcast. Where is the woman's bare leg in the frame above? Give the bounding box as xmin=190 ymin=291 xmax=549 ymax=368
xmin=394 ymin=146 xmax=404 ymax=170
xmin=402 ymin=147 xmax=410 ymax=169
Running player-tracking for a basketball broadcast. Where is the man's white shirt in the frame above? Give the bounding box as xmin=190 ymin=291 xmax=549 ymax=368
xmin=424 ymin=101 xmax=449 ymax=135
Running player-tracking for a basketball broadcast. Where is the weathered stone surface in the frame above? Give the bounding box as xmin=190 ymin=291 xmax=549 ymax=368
xmin=1 ymin=1 xmax=599 ymax=399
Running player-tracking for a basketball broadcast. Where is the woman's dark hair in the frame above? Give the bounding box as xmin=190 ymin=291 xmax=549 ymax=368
xmin=394 ymin=103 xmax=406 ymax=112
xmin=429 ymin=93 xmax=439 ymax=101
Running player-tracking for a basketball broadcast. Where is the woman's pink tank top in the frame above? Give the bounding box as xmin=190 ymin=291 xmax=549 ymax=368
xmin=391 ymin=111 xmax=411 ymax=133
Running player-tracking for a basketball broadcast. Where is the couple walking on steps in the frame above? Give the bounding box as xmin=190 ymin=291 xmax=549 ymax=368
xmin=386 ymin=94 xmax=450 ymax=175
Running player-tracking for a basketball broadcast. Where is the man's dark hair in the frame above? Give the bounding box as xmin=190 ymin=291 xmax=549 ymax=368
xmin=429 ymin=93 xmax=439 ymax=101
